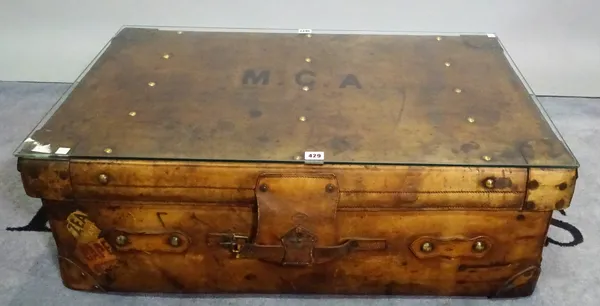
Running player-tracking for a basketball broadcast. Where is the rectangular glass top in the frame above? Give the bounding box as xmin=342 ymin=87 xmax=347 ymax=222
xmin=15 ymin=26 xmax=578 ymax=168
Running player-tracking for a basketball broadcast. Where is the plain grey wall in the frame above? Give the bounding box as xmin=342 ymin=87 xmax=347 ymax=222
xmin=1 ymin=0 xmax=599 ymax=96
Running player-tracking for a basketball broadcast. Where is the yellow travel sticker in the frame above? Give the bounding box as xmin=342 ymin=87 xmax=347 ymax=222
xmin=66 ymin=210 xmax=101 ymax=243
xmin=75 ymin=238 xmax=117 ymax=275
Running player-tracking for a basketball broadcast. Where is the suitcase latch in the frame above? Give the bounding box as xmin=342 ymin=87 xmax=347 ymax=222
xmin=207 ymin=173 xmax=387 ymax=266
xmin=217 ymin=234 xmax=248 ymax=259
xmin=280 ymin=226 xmax=317 ymax=266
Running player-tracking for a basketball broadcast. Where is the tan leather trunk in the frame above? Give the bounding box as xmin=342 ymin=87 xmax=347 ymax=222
xmin=15 ymin=27 xmax=578 ymax=297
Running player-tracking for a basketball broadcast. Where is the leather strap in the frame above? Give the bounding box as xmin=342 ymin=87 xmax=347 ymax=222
xmin=207 ymin=173 xmax=387 ymax=266
xmin=254 ymin=173 xmax=339 ymax=246
xmin=207 ymin=233 xmax=386 ymax=266
xmin=241 ymin=239 xmax=387 ymax=265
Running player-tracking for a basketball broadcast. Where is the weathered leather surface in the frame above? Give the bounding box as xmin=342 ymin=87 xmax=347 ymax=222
xmin=20 ymin=28 xmax=577 ymax=167
xmin=14 ymin=28 xmax=579 ymax=296
xmin=43 ymin=198 xmax=550 ymax=296
xmin=17 ymin=156 xmax=576 ymax=296
xmin=21 ymin=159 xmax=576 ymax=211
xmin=525 ymin=168 xmax=578 ymax=210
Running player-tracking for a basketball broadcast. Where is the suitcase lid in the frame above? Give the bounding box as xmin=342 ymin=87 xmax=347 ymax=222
xmin=14 ymin=27 xmax=577 ymax=168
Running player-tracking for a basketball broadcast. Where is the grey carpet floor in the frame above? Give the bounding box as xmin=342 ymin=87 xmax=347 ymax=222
xmin=0 ymin=81 xmax=598 ymax=305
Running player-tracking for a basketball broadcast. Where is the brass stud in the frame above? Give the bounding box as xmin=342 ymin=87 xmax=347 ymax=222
xmin=115 ymin=235 xmax=128 ymax=246
xmin=93 ymin=285 xmax=100 ymax=290
xmin=294 ymin=155 xmax=302 ymax=161
xmin=482 ymin=155 xmax=492 ymax=162
xmin=169 ymin=236 xmax=180 ymax=247
xmin=421 ymin=242 xmax=434 ymax=253
xmin=299 ymin=116 xmax=307 ymax=122
xmin=302 ymin=86 xmax=310 ymax=91
xmin=325 ymin=184 xmax=336 ymax=193
xmin=472 ymin=240 xmax=487 ymax=252
xmin=454 ymin=88 xmax=462 ymax=93
xmin=103 ymin=147 xmax=112 ymax=154
xmin=484 ymin=178 xmax=495 ymax=189
xmin=305 ymin=57 xmax=312 ymax=63
xmin=444 ymin=62 xmax=451 ymax=67
xmin=259 ymin=183 xmax=268 ymax=192
xmin=148 ymin=82 xmax=156 ymax=87
xmin=128 ymin=111 xmax=137 ymax=117
xmin=162 ymin=53 xmax=170 ymax=59
xmin=98 ymin=173 xmax=109 ymax=185
xmin=177 ymin=31 xmax=183 ymax=34
xmin=436 ymin=36 xmax=442 ymax=41
xmin=80 ymin=272 xmax=86 ymax=277
xmin=467 ymin=117 xmax=475 ymax=123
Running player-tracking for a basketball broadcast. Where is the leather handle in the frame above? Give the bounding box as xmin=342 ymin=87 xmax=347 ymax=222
xmin=207 ymin=233 xmax=386 ymax=266
xmin=240 ymin=238 xmax=387 ymax=266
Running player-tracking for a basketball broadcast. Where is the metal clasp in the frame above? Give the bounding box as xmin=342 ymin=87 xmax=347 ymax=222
xmin=219 ymin=234 xmax=248 ymax=259
xmin=280 ymin=226 xmax=317 ymax=266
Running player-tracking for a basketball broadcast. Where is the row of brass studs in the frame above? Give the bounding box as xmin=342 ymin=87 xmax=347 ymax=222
xmin=104 ymin=37 xmax=177 ymax=154
xmin=294 ymin=34 xmax=313 ymax=160
xmin=105 ymin=33 xmax=314 ymax=157
xmin=421 ymin=240 xmax=488 ymax=253
xmin=439 ymin=36 xmax=493 ymax=162
xmin=105 ymin=34 xmax=493 ymax=163
xmin=115 ymin=234 xmax=181 ymax=247
xmin=300 ymin=36 xmax=311 ymax=123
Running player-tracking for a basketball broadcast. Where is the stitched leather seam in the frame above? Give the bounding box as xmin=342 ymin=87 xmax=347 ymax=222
xmin=257 ymin=175 xmax=335 ymax=179
xmin=74 ymin=184 xmax=255 ymax=190
xmin=74 ymin=186 xmax=521 ymax=193
xmin=77 ymin=162 xmax=524 ymax=172
xmin=340 ymin=190 xmax=523 ymax=194
xmin=337 ymin=206 xmax=521 ymax=211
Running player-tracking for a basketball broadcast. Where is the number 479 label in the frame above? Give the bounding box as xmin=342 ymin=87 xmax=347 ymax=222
xmin=304 ymin=151 xmax=324 ymax=161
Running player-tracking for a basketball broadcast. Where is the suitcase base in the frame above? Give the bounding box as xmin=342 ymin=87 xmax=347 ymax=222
xmin=46 ymin=198 xmax=549 ymax=297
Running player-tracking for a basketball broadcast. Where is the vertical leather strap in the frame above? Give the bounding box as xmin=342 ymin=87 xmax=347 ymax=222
xmin=207 ymin=173 xmax=386 ymax=266
xmin=254 ymin=173 xmax=340 ymax=246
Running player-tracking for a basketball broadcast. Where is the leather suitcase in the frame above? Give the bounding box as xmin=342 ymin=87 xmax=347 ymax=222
xmin=15 ymin=27 xmax=578 ymax=297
